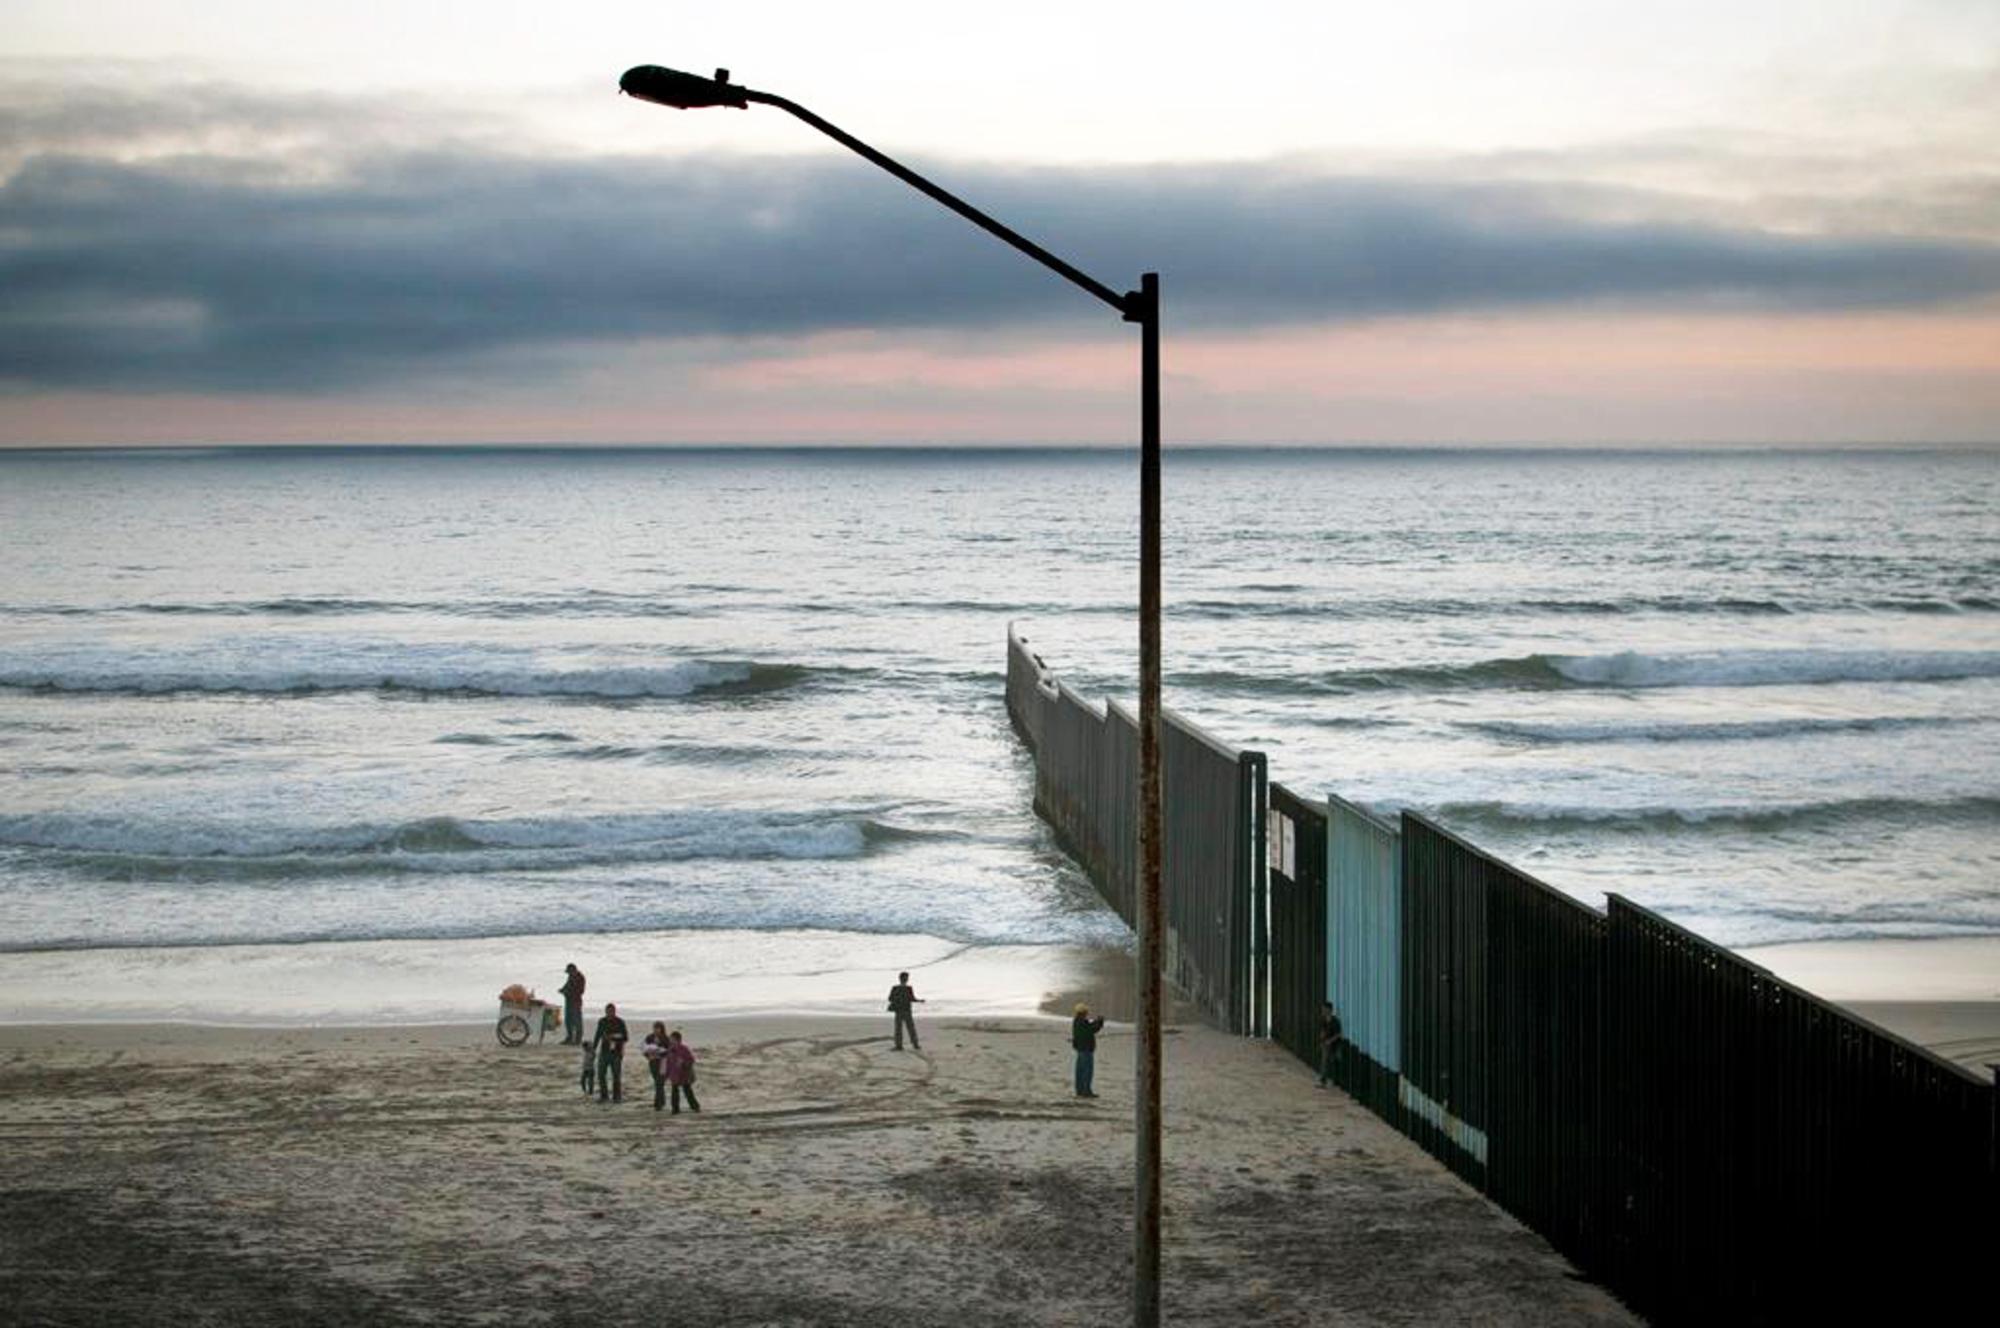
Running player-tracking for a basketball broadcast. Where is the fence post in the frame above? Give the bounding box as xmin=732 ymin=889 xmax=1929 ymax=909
xmin=1243 ymin=751 xmax=1269 ymax=1038
xmin=1990 ymin=1064 xmax=1999 ymax=1192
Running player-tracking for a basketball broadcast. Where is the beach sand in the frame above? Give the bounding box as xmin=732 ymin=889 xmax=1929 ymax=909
xmin=0 ymin=1011 xmax=1638 ymax=1327
xmin=2 ymin=934 xmax=1990 ymax=1323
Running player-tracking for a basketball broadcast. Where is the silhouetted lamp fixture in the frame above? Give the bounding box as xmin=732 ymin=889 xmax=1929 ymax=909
xmin=621 ymin=63 xmax=1170 ymax=1328
xmin=618 ymin=65 xmax=748 ymax=110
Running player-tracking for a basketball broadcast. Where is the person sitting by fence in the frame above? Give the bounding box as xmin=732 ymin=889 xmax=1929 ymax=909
xmin=1317 ymin=1000 xmax=1344 ymax=1088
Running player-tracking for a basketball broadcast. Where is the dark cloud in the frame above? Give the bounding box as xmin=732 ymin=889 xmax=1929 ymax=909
xmin=4 ymin=129 xmax=1999 ymax=392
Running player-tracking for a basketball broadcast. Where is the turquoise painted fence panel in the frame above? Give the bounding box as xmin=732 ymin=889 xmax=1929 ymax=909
xmin=1328 ymin=794 xmax=1401 ymax=1073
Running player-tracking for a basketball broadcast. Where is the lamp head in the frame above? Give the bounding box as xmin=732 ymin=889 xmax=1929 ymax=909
xmin=619 ymin=65 xmax=749 ymax=110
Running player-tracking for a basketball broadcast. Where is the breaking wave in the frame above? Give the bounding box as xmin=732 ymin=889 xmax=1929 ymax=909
xmin=1305 ymin=649 xmax=2000 ymax=694
xmin=1170 ymin=594 xmax=2000 ymax=622
xmin=0 ymin=644 xmax=813 ymax=702
xmin=1460 ymin=714 xmax=1973 ymax=745
xmin=0 ymin=808 xmax=917 ymax=879
xmin=1428 ymin=795 xmax=2000 ymax=837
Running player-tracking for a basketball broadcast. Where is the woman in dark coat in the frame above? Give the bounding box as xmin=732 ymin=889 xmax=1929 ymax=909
xmin=642 ymin=1021 xmax=672 ymax=1111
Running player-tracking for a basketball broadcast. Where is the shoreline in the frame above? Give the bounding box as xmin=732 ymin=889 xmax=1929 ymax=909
xmin=1735 ymin=935 xmax=2000 ymax=1071
xmin=4 ymin=929 xmax=1993 ymax=1072
xmin=0 ymin=929 xmax=1141 ymax=1027
xmin=6 ymin=927 xmax=1993 ymax=1023
xmin=1734 ymin=934 xmax=2000 ymax=1001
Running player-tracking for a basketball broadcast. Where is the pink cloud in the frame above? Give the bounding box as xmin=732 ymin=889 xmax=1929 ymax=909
xmin=5 ymin=308 xmax=1997 ymax=447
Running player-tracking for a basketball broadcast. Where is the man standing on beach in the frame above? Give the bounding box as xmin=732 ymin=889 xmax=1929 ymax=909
xmin=1071 ymin=1003 xmax=1106 ymax=1099
xmin=559 ymin=962 xmax=586 ymax=1045
xmin=887 ymin=971 xmax=923 ymax=1051
xmin=592 ymin=1002 xmax=628 ymax=1103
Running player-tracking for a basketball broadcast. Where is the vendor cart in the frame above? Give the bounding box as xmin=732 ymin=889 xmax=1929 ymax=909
xmin=495 ymin=991 xmax=561 ymax=1047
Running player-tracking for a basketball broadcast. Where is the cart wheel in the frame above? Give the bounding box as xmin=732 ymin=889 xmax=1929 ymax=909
xmin=496 ymin=1013 xmax=531 ymax=1047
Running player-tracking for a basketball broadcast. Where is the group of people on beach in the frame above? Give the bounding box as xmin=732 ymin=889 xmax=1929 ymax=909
xmin=557 ymin=963 xmax=701 ymax=1113
xmin=551 ymin=961 xmax=1325 ymax=1105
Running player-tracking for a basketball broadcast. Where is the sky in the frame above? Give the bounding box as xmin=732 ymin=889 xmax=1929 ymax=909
xmin=2 ymin=1 xmax=1998 ymax=446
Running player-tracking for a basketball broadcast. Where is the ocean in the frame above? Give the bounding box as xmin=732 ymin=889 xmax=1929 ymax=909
xmin=2 ymin=446 xmax=1996 ymax=1009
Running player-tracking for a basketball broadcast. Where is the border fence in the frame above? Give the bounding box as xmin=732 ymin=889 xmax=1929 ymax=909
xmin=1006 ymin=625 xmax=1996 ymax=1324
xmin=1267 ymin=781 xmax=1327 ymax=1068
xmin=1007 ymin=626 xmax=1266 ymax=1034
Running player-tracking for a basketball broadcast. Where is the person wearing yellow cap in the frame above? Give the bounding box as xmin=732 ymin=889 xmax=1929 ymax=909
xmin=1070 ymin=1002 xmax=1106 ymax=1098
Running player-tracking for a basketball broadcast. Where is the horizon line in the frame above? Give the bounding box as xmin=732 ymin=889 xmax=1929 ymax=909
xmin=5 ymin=440 xmax=1998 ymax=458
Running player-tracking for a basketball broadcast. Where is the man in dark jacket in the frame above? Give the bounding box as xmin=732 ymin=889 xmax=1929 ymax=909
xmin=1071 ymin=1003 xmax=1106 ymax=1098
xmin=887 ymin=971 xmax=923 ymax=1051
xmin=1317 ymin=1000 xmax=1345 ymax=1088
xmin=560 ymin=962 xmax=587 ymax=1044
xmin=593 ymin=1002 xmax=628 ymax=1103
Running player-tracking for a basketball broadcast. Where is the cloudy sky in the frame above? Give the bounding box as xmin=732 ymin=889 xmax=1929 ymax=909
xmin=3 ymin=1 xmax=1998 ymax=446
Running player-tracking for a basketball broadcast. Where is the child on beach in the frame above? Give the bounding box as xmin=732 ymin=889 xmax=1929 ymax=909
xmin=663 ymin=1030 xmax=700 ymax=1115
xmin=579 ymin=1030 xmax=596 ymax=1096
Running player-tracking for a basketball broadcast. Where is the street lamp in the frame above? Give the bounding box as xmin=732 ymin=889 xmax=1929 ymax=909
xmin=621 ymin=63 xmax=1167 ymax=1326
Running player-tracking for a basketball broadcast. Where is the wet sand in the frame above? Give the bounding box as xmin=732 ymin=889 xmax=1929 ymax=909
xmin=0 ymin=1015 xmax=1635 ymax=1327
xmin=0 ymin=931 xmax=1134 ymax=1026
xmin=1737 ymin=936 xmax=2000 ymax=1074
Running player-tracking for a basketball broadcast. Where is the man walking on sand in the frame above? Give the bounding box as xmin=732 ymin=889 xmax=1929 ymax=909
xmin=887 ymin=971 xmax=923 ymax=1051
xmin=1071 ymin=1002 xmax=1106 ymax=1098
xmin=593 ymin=1002 xmax=628 ymax=1103
xmin=559 ymin=962 xmax=586 ymax=1044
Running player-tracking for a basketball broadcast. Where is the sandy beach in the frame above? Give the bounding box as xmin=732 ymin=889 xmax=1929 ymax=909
xmin=0 ymin=1009 xmax=1639 ymax=1327
xmin=2 ymin=933 xmax=1991 ymax=1324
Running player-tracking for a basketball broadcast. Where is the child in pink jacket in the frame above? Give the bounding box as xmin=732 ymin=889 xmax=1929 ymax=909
xmin=663 ymin=1030 xmax=701 ymax=1115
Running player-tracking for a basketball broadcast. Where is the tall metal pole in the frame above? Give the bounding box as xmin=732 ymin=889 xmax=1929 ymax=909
xmin=621 ymin=66 xmax=1169 ymax=1327
xmin=1134 ymin=271 xmax=1163 ymax=1328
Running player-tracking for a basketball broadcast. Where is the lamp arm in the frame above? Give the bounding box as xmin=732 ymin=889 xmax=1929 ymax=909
xmin=744 ymin=88 xmax=1139 ymax=321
